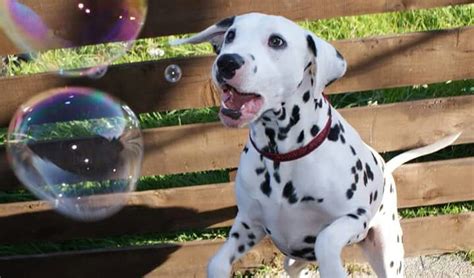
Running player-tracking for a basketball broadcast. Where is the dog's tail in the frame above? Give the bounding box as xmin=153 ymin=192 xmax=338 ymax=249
xmin=384 ymin=132 xmax=462 ymax=174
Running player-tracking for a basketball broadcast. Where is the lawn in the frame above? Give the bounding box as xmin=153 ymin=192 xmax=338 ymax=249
xmin=0 ymin=4 xmax=472 ymax=268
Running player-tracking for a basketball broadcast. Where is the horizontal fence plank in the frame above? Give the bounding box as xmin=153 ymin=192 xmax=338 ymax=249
xmin=0 ymin=158 xmax=472 ymax=244
xmin=0 ymin=213 xmax=472 ymax=277
xmin=0 ymin=0 xmax=471 ymax=55
xmin=0 ymin=27 xmax=473 ymax=126
xmin=1 ymin=95 xmax=472 ymax=189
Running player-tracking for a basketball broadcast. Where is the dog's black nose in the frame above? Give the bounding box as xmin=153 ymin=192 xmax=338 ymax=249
xmin=216 ymin=54 xmax=245 ymax=80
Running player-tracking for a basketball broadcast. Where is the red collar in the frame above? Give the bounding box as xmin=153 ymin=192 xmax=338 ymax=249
xmin=249 ymin=113 xmax=332 ymax=162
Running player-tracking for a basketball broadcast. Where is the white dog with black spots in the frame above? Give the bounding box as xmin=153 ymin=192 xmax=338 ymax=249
xmin=173 ymin=13 xmax=460 ymax=278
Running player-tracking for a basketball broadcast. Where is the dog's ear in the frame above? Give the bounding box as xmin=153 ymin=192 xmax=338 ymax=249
xmin=306 ymin=33 xmax=347 ymax=92
xmin=170 ymin=16 xmax=236 ymax=54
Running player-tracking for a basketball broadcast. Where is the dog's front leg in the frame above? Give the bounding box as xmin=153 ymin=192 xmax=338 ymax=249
xmin=208 ymin=213 xmax=265 ymax=278
xmin=315 ymin=208 xmax=371 ymax=278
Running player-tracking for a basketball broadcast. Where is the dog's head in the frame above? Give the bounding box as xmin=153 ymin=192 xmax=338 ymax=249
xmin=172 ymin=13 xmax=346 ymax=128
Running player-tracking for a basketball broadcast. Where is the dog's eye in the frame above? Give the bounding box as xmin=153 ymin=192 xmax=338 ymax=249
xmin=226 ymin=30 xmax=236 ymax=44
xmin=268 ymin=35 xmax=287 ymax=49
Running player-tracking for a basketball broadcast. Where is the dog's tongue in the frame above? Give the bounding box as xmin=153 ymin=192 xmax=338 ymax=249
xmin=225 ymin=91 xmax=257 ymax=110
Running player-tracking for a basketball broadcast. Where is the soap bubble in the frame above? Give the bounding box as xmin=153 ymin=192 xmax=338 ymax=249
xmin=165 ymin=64 xmax=182 ymax=83
xmin=0 ymin=0 xmax=148 ymax=77
xmin=7 ymin=87 xmax=144 ymax=221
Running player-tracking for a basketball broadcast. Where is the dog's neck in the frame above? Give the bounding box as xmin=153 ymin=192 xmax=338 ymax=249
xmin=249 ymin=63 xmax=332 ymax=155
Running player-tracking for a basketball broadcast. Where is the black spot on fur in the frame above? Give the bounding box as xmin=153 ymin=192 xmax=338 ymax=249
xmin=363 ymin=171 xmax=368 ymax=186
xmin=262 ymin=116 xmax=271 ymax=122
xmin=277 ymin=133 xmax=287 ymax=141
xmin=315 ymin=98 xmax=323 ymax=109
xmin=303 ymin=91 xmax=310 ymax=103
xmin=255 ymin=167 xmax=265 ymax=175
xmin=297 ymin=79 xmax=303 ymax=88
xmin=328 ymin=124 xmax=341 ymax=142
xmin=311 ymin=125 xmax=320 ymax=136
xmin=340 ymin=135 xmax=346 ymax=144
xmin=303 ymin=236 xmax=317 ymax=244
xmin=278 ymin=106 xmax=300 ymax=139
xmin=274 ymin=161 xmax=280 ymax=170
xmin=238 ymin=245 xmax=245 ymax=253
xmin=242 ymin=222 xmax=250 ymax=230
xmin=248 ymin=241 xmax=255 ymax=247
xmin=318 ymin=198 xmax=324 ymax=203
xmin=339 ymin=122 xmax=345 ymax=133
xmin=398 ymin=261 xmax=402 ymax=274
xmin=379 ymin=204 xmax=384 ymax=211
xmin=231 ymin=232 xmax=239 ymax=239
xmin=357 ymin=208 xmax=366 ymax=215
xmin=243 ymin=146 xmax=249 ymax=153
xmin=297 ymin=130 xmax=305 ymax=144
xmin=390 ymin=261 xmax=394 ymax=267
xmin=371 ymin=152 xmax=378 ymax=165
xmin=346 ymin=189 xmax=354 ymax=199
xmin=250 ymin=54 xmax=255 ymax=61
xmin=350 ymin=146 xmax=356 ymax=155
xmin=390 ymin=184 xmax=394 ymax=193
xmin=365 ymin=163 xmax=374 ymax=181
xmin=354 ymin=173 xmax=359 ymax=183
xmin=283 ymin=181 xmax=298 ymax=204
xmin=373 ymin=190 xmax=378 ymax=201
xmin=364 ymin=222 xmax=367 ymax=229
xmin=301 ymin=196 xmax=315 ymax=202
xmin=217 ymin=16 xmax=235 ymax=27
xmin=248 ymin=233 xmax=256 ymax=240
xmin=311 ymin=78 xmax=314 ymax=86
xmin=397 ymin=235 xmax=400 ymax=243
xmin=265 ymin=227 xmax=272 ymax=235
xmin=273 ymin=172 xmax=281 ymax=183
xmin=306 ymin=35 xmax=317 ymax=57
xmin=278 ymin=106 xmax=286 ymax=121
xmin=392 ymin=213 xmax=396 ymax=221
xmin=351 ymin=183 xmax=357 ymax=191
xmin=260 ymin=172 xmax=272 ymax=197
xmin=291 ymin=247 xmax=315 ymax=258
xmin=305 ymin=62 xmax=312 ymax=71
xmin=356 ymin=160 xmax=363 ymax=170
xmin=347 ymin=213 xmax=358 ymax=220
xmin=351 ymin=167 xmax=356 ymax=174
xmin=265 ymin=128 xmax=277 ymax=152
xmin=369 ymin=192 xmax=373 ymax=204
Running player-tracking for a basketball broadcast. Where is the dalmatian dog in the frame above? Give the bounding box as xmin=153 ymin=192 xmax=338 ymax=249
xmin=173 ymin=13 xmax=460 ymax=278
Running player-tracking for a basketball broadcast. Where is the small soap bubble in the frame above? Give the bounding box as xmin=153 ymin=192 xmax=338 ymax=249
xmin=0 ymin=1 xmax=148 ymax=77
xmin=7 ymin=87 xmax=144 ymax=221
xmin=165 ymin=64 xmax=182 ymax=83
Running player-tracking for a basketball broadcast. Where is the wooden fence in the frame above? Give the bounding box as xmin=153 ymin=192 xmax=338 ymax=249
xmin=0 ymin=0 xmax=473 ymax=277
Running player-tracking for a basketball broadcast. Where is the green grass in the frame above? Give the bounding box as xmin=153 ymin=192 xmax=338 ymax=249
xmin=2 ymin=5 xmax=472 ymax=76
xmin=0 ymin=4 xmax=472 ymax=259
xmin=0 ymin=201 xmax=470 ymax=256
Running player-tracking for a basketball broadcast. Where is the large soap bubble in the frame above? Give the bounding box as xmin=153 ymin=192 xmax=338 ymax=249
xmin=7 ymin=87 xmax=144 ymax=221
xmin=0 ymin=0 xmax=148 ymax=77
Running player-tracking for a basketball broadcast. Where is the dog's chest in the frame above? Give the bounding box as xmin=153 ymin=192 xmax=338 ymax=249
xmin=235 ymin=129 xmax=385 ymax=259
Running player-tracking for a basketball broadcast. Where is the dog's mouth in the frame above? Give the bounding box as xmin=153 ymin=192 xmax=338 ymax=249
xmin=219 ymin=84 xmax=264 ymax=127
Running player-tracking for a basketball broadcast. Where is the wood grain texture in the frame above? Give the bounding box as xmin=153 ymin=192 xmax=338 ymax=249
xmin=0 ymin=213 xmax=472 ymax=277
xmin=1 ymin=95 xmax=471 ymax=189
xmin=0 ymin=27 xmax=472 ymax=126
xmin=0 ymin=158 xmax=472 ymax=244
xmin=0 ymin=0 xmax=471 ymax=55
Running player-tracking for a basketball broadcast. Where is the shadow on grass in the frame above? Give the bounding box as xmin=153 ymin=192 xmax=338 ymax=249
xmin=0 ymin=204 xmax=236 ymax=276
